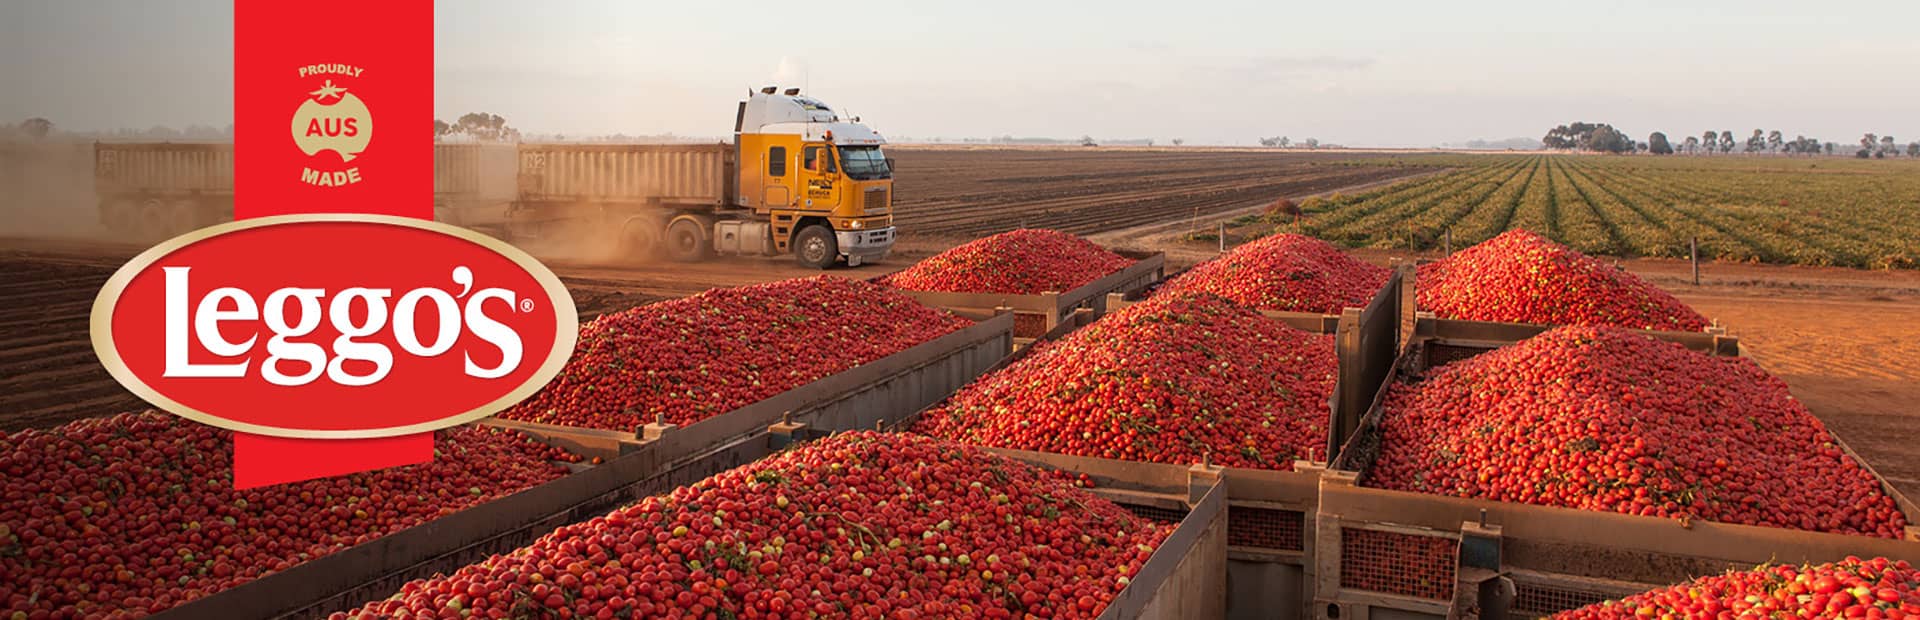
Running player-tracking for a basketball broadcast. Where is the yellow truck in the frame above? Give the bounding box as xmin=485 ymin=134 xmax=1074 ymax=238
xmin=504 ymin=87 xmax=897 ymax=267
xmin=93 ymin=88 xmax=898 ymax=268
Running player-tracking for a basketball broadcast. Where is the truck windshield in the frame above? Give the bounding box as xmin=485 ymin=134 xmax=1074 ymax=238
xmin=838 ymin=146 xmax=891 ymax=180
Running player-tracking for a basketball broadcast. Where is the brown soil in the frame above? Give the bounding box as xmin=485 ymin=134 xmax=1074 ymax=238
xmin=887 ymin=148 xmax=1431 ymax=242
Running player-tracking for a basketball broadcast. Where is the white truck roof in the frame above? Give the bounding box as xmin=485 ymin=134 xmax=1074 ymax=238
xmin=737 ymin=91 xmax=885 ymax=145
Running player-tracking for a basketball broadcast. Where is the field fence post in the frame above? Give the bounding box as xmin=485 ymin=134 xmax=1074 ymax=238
xmin=1690 ymin=237 xmax=1700 ymax=286
xmin=1218 ymin=222 xmax=1226 ymax=253
xmin=1444 ymin=228 xmax=1453 ymax=255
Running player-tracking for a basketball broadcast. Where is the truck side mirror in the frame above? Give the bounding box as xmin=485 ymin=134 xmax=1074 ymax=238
xmin=885 ymin=158 xmax=896 ymax=171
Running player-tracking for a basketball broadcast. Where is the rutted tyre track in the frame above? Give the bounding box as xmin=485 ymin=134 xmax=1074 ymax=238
xmin=0 ymin=257 xmax=137 ymax=430
xmin=888 ymin=149 xmax=1435 ymax=238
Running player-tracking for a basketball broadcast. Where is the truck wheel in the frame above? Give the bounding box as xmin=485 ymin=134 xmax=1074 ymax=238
xmin=168 ymin=200 xmax=200 ymax=237
xmin=618 ymin=217 xmax=660 ymax=262
xmin=101 ymin=199 xmax=137 ymax=237
xmin=138 ymin=199 xmax=170 ymax=242
xmin=664 ymin=218 xmax=710 ymax=263
xmin=793 ymin=225 xmax=838 ymax=269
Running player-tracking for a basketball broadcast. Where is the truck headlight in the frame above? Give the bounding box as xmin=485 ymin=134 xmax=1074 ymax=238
xmin=849 ymin=219 xmax=863 ymax=229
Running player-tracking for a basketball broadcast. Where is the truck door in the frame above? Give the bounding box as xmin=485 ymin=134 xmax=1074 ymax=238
xmin=799 ymin=144 xmax=840 ymax=211
xmin=762 ymin=145 xmax=791 ymax=207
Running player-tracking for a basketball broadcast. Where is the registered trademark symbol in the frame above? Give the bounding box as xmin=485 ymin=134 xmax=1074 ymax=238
xmin=519 ymin=299 xmax=536 ymax=313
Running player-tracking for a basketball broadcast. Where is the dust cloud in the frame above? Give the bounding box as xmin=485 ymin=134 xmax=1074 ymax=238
xmin=0 ymin=140 xmax=114 ymax=240
xmin=0 ymin=136 xmax=675 ymax=268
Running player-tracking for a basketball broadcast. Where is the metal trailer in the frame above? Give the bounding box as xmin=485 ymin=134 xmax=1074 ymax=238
xmin=479 ymin=312 xmax=1014 ymax=458
xmin=506 ymin=143 xmax=741 ymax=253
xmin=1310 ymin=318 xmax=1920 ymax=620
xmin=151 ymin=312 xmax=1014 ymax=620
xmin=882 ymin=250 xmax=1168 ymax=342
xmin=158 ymin=398 xmax=1220 ymax=619
xmin=1109 ymin=263 xmax=1416 ymax=465
xmin=1107 ymin=289 xmax=1345 ymax=335
xmin=1104 ymin=259 xmax=1424 ymax=340
xmin=789 ymin=411 xmax=1233 ymax=620
xmin=880 ymin=270 xmax=1410 ymax=620
xmin=91 ymin=142 xmax=234 ymax=239
xmin=432 ymin=143 xmax=518 ymax=235
xmin=85 ymin=142 xmax=522 ymax=241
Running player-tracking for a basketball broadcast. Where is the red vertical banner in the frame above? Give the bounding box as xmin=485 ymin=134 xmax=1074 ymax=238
xmin=233 ymin=0 xmax=436 ymax=487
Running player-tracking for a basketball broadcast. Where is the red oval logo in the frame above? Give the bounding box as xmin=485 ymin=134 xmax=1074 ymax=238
xmin=90 ymin=214 xmax=578 ymax=438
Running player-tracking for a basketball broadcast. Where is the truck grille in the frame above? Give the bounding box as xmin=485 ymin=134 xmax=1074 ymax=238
xmin=865 ymin=188 xmax=889 ymax=212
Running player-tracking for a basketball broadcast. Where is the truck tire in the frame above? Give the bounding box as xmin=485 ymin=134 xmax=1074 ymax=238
xmin=664 ymin=217 xmax=710 ymax=263
xmin=168 ymin=200 xmax=200 ymax=237
xmin=101 ymin=199 xmax=137 ymax=237
xmin=793 ymin=225 xmax=838 ymax=269
xmin=138 ymin=199 xmax=170 ymax=242
xmin=617 ymin=217 xmax=660 ymax=262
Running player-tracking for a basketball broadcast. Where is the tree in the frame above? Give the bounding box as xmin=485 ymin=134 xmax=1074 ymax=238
xmin=1744 ymin=129 xmax=1764 ymax=153
xmin=1862 ymin=133 xmax=1878 ymax=153
xmin=453 ymin=113 xmax=518 ymax=142
xmin=1303 ymin=138 xmax=1319 ymax=149
xmin=1767 ymin=131 xmax=1784 ymax=153
xmin=1581 ymin=125 xmax=1633 ymax=153
xmin=1648 ymin=132 xmax=1673 ymax=155
xmin=19 ymin=117 xmax=53 ymax=139
xmin=1079 ymin=135 xmax=1097 ymax=147
xmin=1682 ymin=136 xmax=1700 ymax=154
xmin=1280 ymin=137 xmax=1291 ymax=148
xmin=1785 ymin=135 xmax=1809 ymax=155
xmin=1543 ymin=122 xmax=1633 ymax=153
xmin=1702 ymin=131 xmax=1717 ymax=154
xmin=1718 ymin=131 xmax=1735 ymax=154
xmin=1171 ymin=138 xmax=1184 ymax=146
xmin=434 ymin=119 xmax=450 ymax=138
xmin=1881 ymin=136 xmax=1896 ymax=156
xmin=1825 ymin=142 xmax=1836 ymax=156
xmin=1909 ymin=142 xmax=1920 ymax=158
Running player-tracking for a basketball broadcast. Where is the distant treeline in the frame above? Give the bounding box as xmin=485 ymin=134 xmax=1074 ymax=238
xmin=1544 ymin=121 xmax=1920 ymax=158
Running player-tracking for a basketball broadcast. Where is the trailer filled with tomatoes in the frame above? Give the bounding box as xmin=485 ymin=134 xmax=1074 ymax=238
xmin=886 ymin=260 xmax=1411 ymax=620
xmin=1310 ymin=313 xmax=1920 ymax=620
xmin=874 ymin=230 xmax=1167 ymax=341
xmin=309 ymin=428 xmax=1229 ymax=620
xmin=126 ymin=278 xmax=1015 ymax=619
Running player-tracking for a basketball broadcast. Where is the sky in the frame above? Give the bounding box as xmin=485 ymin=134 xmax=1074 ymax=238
xmin=7 ymin=0 xmax=1920 ymax=147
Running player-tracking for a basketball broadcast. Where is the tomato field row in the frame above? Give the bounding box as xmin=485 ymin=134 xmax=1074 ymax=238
xmin=1300 ymin=154 xmax=1920 ymax=269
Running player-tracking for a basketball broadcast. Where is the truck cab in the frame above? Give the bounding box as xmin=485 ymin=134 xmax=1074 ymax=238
xmin=732 ymin=88 xmax=896 ymax=267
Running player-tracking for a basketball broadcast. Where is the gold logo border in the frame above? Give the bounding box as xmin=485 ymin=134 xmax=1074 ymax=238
xmin=89 ymin=213 xmax=581 ymax=439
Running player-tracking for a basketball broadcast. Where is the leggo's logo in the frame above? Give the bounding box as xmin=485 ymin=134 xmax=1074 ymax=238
xmin=291 ymin=64 xmax=373 ymax=187
xmin=89 ymin=215 xmax=579 ymax=438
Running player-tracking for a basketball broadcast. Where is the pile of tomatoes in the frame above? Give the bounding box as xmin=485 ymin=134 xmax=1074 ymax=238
xmin=879 ymin=229 xmax=1135 ymax=295
xmin=1556 ymin=556 xmax=1920 ymax=619
xmin=1368 ymin=325 xmax=1906 ymax=538
xmin=330 ymin=432 xmax=1168 ymax=620
xmin=1416 ymin=230 xmax=1709 ymax=331
xmin=915 ymin=293 xmax=1336 ymax=470
xmin=1152 ymin=233 xmax=1389 ymax=314
xmin=501 ymin=276 xmax=969 ymax=431
xmin=0 ymin=412 xmax=575 ymax=618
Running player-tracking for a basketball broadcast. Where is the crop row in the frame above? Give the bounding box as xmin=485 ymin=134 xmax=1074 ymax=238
xmin=1303 ymin=154 xmax=1920 ymax=268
